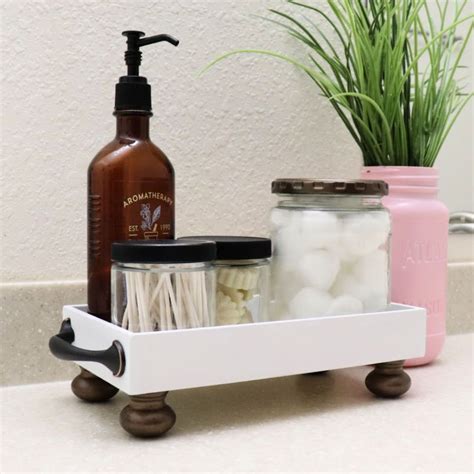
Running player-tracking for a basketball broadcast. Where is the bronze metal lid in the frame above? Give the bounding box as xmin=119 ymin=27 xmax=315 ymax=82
xmin=271 ymin=179 xmax=388 ymax=196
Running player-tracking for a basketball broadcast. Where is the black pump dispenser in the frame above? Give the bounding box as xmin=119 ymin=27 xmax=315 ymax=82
xmin=115 ymin=31 xmax=179 ymax=114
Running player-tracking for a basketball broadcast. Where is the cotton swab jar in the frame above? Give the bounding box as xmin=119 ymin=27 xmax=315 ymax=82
xmin=180 ymin=236 xmax=271 ymax=326
xmin=271 ymin=179 xmax=390 ymax=320
xmin=111 ymin=240 xmax=216 ymax=332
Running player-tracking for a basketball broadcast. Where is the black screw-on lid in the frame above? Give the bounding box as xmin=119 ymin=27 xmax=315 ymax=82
xmin=112 ymin=240 xmax=216 ymax=264
xmin=179 ymin=236 xmax=272 ymax=261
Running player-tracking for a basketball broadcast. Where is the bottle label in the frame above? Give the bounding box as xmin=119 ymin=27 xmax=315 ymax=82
xmin=122 ymin=190 xmax=174 ymax=240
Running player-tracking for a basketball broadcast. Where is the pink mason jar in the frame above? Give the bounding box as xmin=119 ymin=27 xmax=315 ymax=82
xmin=362 ymin=167 xmax=449 ymax=366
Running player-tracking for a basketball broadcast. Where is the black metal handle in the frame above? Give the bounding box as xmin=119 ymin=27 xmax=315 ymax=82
xmin=49 ymin=319 xmax=125 ymax=377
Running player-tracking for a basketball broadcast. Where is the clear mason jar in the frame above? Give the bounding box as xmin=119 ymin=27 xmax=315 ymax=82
xmin=180 ymin=236 xmax=272 ymax=325
xmin=111 ymin=240 xmax=216 ymax=332
xmin=270 ymin=179 xmax=391 ymax=320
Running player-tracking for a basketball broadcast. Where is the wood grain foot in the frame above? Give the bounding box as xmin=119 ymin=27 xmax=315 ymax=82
xmin=120 ymin=392 xmax=176 ymax=438
xmin=365 ymin=360 xmax=411 ymax=398
xmin=71 ymin=368 xmax=119 ymax=402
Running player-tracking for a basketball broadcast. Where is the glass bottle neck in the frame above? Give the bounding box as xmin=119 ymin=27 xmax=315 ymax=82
xmin=115 ymin=114 xmax=150 ymax=139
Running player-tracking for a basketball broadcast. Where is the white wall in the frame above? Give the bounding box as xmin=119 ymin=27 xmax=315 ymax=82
xmin=437 ymin=104 xmax=474 ymax=213
xmin=0 ymin=0 xmax=471 ymax=283
xmin=436 ymin=1 xmax=474 ymax=212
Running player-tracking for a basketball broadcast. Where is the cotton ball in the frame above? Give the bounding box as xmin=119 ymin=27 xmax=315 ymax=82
xmin=274 ymin=277 xmax=301 ymax=305
xmin=375 ymin=211 xmax=390 ymax=235
xmin=273 ymin=224 xmax=305 ymax=261
xmin=327 ymin=241 xmax=357 ymax=263
xmin=289 ymin=287 xmax=333 ymax=318
xmin=271 ymin=259 xmax=303 ymax=305
xmin=299 ymin=211 xmax=341 ymax=250
xmin=353 ymin=250 xmax=388 ymax=293
xmin=331 ymin=264 xmax=388 ymax=314
xmin=298 ymin=249 xmax=341 ymax=291
xmin=340 ymin=212 xmax=390 ymax=257
xmin=270 ymin=207 xmax=294 ymax=228
xmin=331 ymin=271 xmax=369 ymax=301
xmin=326 ymin=295 xmax=363 ymax=316
xmin=362 ymin=292 xmax=388 ymax=312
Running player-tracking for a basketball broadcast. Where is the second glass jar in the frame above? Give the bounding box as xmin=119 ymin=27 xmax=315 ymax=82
xmin=271 ymin=179 xmax=391 ymax=320
xmin=181 ymin=236 xmax=272 ymax=325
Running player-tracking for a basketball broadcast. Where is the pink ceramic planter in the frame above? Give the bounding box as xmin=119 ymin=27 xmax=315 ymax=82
xmin=362 ymin=167 xmax=449 ymax=366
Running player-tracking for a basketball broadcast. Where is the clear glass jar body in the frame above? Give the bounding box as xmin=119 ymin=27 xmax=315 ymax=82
xmin=215 ymin=259 xmax=271 ymax=325
xmin=270 ymin=194 xmax=391 ymax=319
xmin=112 ymin=262 xmax=216 ymax=332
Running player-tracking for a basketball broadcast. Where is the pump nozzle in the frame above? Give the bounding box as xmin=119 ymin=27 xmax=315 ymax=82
xmin=122 ymin=31 xmax=179 ymax=76
xmin=115 ymin=30 xmax=179 ymax=114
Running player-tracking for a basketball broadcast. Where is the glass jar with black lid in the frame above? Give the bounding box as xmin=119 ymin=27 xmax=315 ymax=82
xmin=180 ymin=236 xmax=272 ymax=326
xmin=111 ymin=239 xmax=216 ymax=332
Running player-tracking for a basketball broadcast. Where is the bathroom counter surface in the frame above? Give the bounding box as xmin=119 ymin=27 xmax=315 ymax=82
xmin=1 ymin=333 xmax=472 ymax=472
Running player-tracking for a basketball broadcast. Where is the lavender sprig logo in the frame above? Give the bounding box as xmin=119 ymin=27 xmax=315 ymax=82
xmin=140 ymin=203 xmax=161 ymax=231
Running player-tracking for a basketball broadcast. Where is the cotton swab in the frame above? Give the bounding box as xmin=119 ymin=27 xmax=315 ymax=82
xmin=119 ymin=269 xmax=212 ymax=333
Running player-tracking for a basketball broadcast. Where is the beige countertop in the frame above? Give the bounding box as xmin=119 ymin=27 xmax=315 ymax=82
xmin=1 ymin=333 xmax=472 ymax=473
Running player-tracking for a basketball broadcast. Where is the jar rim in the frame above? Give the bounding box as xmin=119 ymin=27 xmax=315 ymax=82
xmin=272 ymin=179 xmax=388 ymax=196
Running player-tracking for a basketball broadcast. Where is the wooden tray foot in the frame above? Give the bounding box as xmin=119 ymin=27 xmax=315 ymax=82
xmin=120 ymin=392 xmax=176 ymax=438
xmin=365 ymin=360 xmax=411 ymax=398
xmin=71 ymin=368 xmax=119 ymax=402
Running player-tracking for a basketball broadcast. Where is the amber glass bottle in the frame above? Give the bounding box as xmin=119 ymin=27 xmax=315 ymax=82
xmin=87 ymin=31 xmax=178 ymax=320
xmin=88 ymin=113 xmax=175 ymax=320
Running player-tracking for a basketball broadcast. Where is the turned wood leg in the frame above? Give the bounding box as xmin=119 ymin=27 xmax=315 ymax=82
xmin=71 ymin=368 xmax=119 ymax=402
xmin=365 ymin=360 xmax=411 ymax=398
xmin=120 ymin=392 xmax=176 ymax=438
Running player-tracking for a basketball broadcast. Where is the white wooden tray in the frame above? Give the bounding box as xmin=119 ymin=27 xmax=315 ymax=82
xmin=59 ymin=304 xmax=425 ymax=396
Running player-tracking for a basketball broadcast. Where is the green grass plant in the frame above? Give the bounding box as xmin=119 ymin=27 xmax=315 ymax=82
xmin=205 ymin=0 xmax=473 ymax=166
